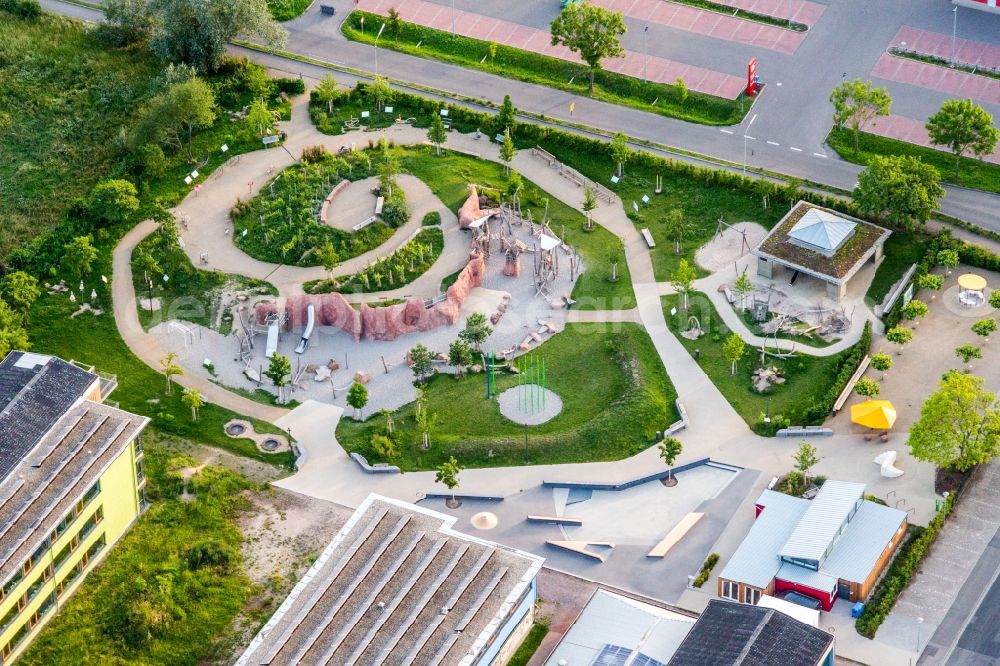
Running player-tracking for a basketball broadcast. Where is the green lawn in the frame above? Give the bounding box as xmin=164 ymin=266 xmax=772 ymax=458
xmin=826 ymin=127 xmax=1000 ymax=195
xmin=542 ymin=143 xmax=787 ymax=281
xmin=508 ymin=622 xmax=550 ymax=666
xmin=268 ymin=0 xmax=311 ymax=21
xmin=336 ymin=323 xmax=677 ymax=469
xmin=20 ymin=446 xmax=257 ymax=665
xmin=663 ymin=292 xmax=858 ymax=434
xmin=865 ymin=229 xmax=930 ymax=306
xmin=402 ymin=147 xmax=637 ymax=310
xmin=342 ymin=11 xmax=748 ymax=126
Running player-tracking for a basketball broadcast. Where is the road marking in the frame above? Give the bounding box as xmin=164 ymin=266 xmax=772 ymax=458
xmin=813 ymin=152 xmax=827 ymax=158
xmin=744 ymin=135 xmax=756 ymax=141
xmin=766 ymin=141 xmax=780 ymax=146
xmin=789 ymin=146 xmax=803 ymax=152
xmin=720 ymin=129 xmax=734 ymax=135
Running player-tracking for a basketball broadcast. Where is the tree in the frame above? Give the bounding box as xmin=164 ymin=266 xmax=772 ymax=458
xmin=793 ymin=442 xmax=821 ymax=482
xmin=448 ymin=339 xmax=474 ymax=378
xmin=386 ymin=7 xmax=402 ymax=36
xmin=886 ymin=325 xmax=913 ymax=353
xmin=972 ymin=319 xmax=997 ymax=340
xmin=830 ymin=79 xmax=891 ymax=156
xmin=908 ymin=371 xmax=1000 ymax=471
xmin=488 ymin=41 xmax=498 ymax=62
xmin=0 ymin=299 xmax=30 ymax=359
xmin=609 ymin=131 xmax=631 ymax=178
xmin=937 ymin=249 xmax=959 ymax=274
xmin=371 ymin=433 xmax=398 ymax=460
xmin=427 ymin=113 xmax=447 ymax=156
xmin=137 ymin=78 xmax=216 ymax=161
xmin=459 ymin=313 xmax=492 ymax=352
xmin=582 ymin=185 xmax=598 ymax=229
xmin=991 ymin=291 xmax=1000 ymax=310
xmin=662 ymin=209 xmax=691 ymax=255
xmin=317 ymin=242 xmax=340 ymax=281
xmin=499 ymin=129 xmax=516 ymax=176
xmin=870 ymin=352 xmax=892 ymax=379
xmin=378 ymin=407 xmax=394 ymax=435
xmin=62 ymin=236 xmax=99 ymax=280
xmin=0 ymin=272 xmax=40 ymax=319
xmin=549 ymin=2 xmax=626 ymax=93
xmin=606 ymin=238 xmax=624 ymax=281
xmin=853 ymin=155 xmax=944 ymax=229
xmin=926 ymin=98 xmax=1000 ymax=180
xmin=409 ymin=343 xmax=434 ymax=382
xmin=435 ymin=456 xmax=463 ymax=503
xmin=670 ymin=259 xmax=697 ymax=309
xmin=88 ymin=179 xmax=140 ymax=225
xmin=101 ymin=0 xmax=154 ymax=46
xmin=146 ymin=0 xmax=287 ymax=72
xmin=367 ymin=75 xmax=393 ymax=112
xmin=955 ymin=344 xmax=982 ymax=364
xmin=245 ymin=98 xmax=273 ymax=137
xmin=314 ymin=74 xmax=338 ymax=114
xmin=494 ymin=94 xmax=516 ymax=137
xmin=855 ymin=377 xmax=881 ymax=399
xmin=901 ymin=299 xmax=929 ymax=320
xmin=918 ymin=273 xmax=944 ymax=291
xmin=675 ymin=77 xmax=688 ymax=107
xmin=415 ymin=407 xmax=439 ymax=450
xmin=181 ymin=387 xmax=204 ymax=421
xmin=722 ymin=333 xmax=745 ymax=376
xmin=346 ymin=382 xmax=368 ymax=419
xmin=658 ymin=437 xmax=683 ymax=484
xmin=264 ymin=353 xmax=291 ymax=403
xmin=732 ymin=272 xmax=753 ymax=310
xmin=160 ymin=351 xmax=184 ymax=395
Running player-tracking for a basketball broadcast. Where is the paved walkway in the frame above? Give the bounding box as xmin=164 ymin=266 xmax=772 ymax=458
xmin=868 ymin=114 xmax=1000 ymax=166
xmin=358 ymin=0 xmax=747 ymax=98
xmin=872 ymin=54 xmax=1000 ymax=106
xmin=592 ymin=0 xmax=808 ymax=55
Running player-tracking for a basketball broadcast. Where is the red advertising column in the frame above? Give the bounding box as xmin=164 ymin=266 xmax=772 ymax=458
xmin=747 ymin=57 xmax=758 ymax=97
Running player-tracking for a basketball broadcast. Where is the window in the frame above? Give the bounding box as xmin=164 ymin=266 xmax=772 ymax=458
xmin=37 ymin=591 xmax=56 ymax=618
xmin=25 ymin=566 xmax=53 ymax=603
xmin=2 ymin=570 xmax=23 ymax=598
xmin=53 ymin=543 xmax=73 ymax=572
xmin=720 ymin=580 xmax=740 ymax=600
xmin=745 ymin=587 xmax=762 ymax=605
xmin=82 ymin=480 xmax=101 ymax=505
xmin=54 ymin=506 xmax=78 ymax=538
xmin=0 ymin=600 xmax=20 ymax=632
xmin=79 ymin=506 xmax=104 ymax=540
xmin=57 ymin=563 xmax=82 ymax=596
xmin=82 ymin=534 xmax=106 ymax=566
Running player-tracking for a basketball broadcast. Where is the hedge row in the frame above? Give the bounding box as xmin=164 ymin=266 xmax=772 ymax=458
xmin=856 ymin=494 xmax=955 ymax=638
xmin=799 ymin=320 xmax=872 ymax=424
xmin=693 ymin=552 xmax=720 ymax=588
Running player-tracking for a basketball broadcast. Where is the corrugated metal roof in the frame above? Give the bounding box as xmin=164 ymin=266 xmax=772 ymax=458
xmin=780 ymin=480 xmax=865 ymax=563
xmin=718 ymin=491 xmax=809 ymax=589
xmin=543 ymin=590 xmax=695 ymax=666
xmin=788 ymin=208 xmax=856 ymax=252
xmin=775 ymin=562 xmax=837 ymax=593
xmin=821 ymin=501 xmax=906 ymax=583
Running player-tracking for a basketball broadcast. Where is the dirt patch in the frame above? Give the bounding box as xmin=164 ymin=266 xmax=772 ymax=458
xmin=935 ymin=466 xmax=972 ymax=496
xmin=694 ymin=221 xmax=767 ymax=273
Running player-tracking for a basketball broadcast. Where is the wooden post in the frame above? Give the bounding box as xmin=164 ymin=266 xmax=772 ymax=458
xmin=381 ymin=355 xmax=389 ymax=374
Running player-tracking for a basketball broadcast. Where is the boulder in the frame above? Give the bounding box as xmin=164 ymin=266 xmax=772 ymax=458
xmin=354 ymin=371 xmax=371 ymax=384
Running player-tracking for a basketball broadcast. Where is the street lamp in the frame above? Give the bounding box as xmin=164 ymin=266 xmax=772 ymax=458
xmin=951 ymin=6 xmax=958 ymax=67
xmin=743 ymin=113 xmax=757 ymax=176
xmin=374 ymin=23 xmax=386 ymax=77
xmin=643 ymin=26 xmax=649 ymax=83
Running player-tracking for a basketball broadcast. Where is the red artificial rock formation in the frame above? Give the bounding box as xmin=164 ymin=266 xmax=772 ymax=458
xmin=457 ymin=185 xmax=482 ymax=230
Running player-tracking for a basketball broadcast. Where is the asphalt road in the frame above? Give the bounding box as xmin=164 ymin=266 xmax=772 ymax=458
xmin=40 ymin=0 xmax=1000 ymax=230
xmin=952 ymin=571 xmax=1000 ymax=664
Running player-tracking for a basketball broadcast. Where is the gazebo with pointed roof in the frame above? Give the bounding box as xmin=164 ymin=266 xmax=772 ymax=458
xmin=752 ymin=202 xmax=891 ymax=302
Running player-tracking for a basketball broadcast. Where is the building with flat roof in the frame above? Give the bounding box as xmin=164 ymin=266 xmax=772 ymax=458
xmin=716 ymin=481 xmax=907 ymax=611
xmin=0 ymin=351 xmax=149 ymax=662
xmin=669 ymin=599 xmax=835 ymax=666
xmin=237 ymin=494 xmax=544 ymax=666
xmin=752 ymin=202 xmax=890 ymax=302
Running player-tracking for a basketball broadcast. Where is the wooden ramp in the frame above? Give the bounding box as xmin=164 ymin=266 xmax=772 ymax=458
xmin=646 ymin=513 xmax=703 ymax=558
xmin=546 ymin=541 xmax=614 ymax=562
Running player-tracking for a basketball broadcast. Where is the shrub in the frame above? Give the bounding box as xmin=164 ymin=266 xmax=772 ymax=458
xmin=856 ymin=494 xmax=954 ymax=637
xmin=0 ymin=0 xmax=41 ymax=19
xmin=422 ymin=211 xmax=442 ymax=226
xmin=693 ymin=552 xmax=720 ymax=587
xmin=800 ymin=321 xmax=871 ymax=423
xmin=185 ymin=539 xmax=233 ymax=571
xmin=272 ymin=77 xmax=306 ymax=96
xmin=380 ymin=193 xmax=409 ymax=227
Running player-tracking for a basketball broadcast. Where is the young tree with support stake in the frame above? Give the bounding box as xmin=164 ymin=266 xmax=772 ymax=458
xmin=658 ymin=437 xmax=683 ymax=486
xmin=722 ymin=333 xmax=745 ymax=376
xmin=926 ymin=98 xmax=999 ymax=181
xmin=549 ymin=2 xmax=626 ymax=94
xmin=609 ymin=132 xmax=631 ymax=178
xmin=494 ymin=95 xmax=516 ymax=137
xmin=181 ymin=387 xmax=204 ymax=421
xmin=582 ymin=185 xmax=598 ymax=230
xmin=670 ymin=259 xmax=697 ymax=310
xmin=830 ymin=79 xmax=891 ymax=157
xmin=314 ymin=73 xmax=338 ymax=114
xmin=427 ymin=113 xmax=448 ymax=156
xmin=346 ymin=381 xmax=368 ymax=419
xmin=499 ymin=129 xmax=516 ymax=176
xmin=435 ymin=456 xmax=463 ymax=506
xmin=265 ymin=353 xmax=292 ymax=404
xmin=409 ymin=344 xmax=434 ymax=383
xmin=160 ymin=351 xmax=184 ymax=395
xmin=793 ymin=441 xmax=820 ymax=484
xmin=870 ymin=352 xmax=892 ymax=380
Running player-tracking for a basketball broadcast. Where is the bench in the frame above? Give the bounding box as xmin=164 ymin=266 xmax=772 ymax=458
xmin=832 ymin=355 xmax=872 ymax=413
xmin=663 ymin=400 xmax=690 ymax=437
xmin=374 ymin=196 xmax=384 ymax=216
xmin=527 ymin=515 xmax=582 ymax=526
xmin=352 ymin=215 xmax=378 ymax=232
xmin=647 ymin=513 xmax=703 ymax=557
xmin=641 ymin=228 xmax=655 ymax=248
xmin=350 ymin=452 xmax=400 ymax=474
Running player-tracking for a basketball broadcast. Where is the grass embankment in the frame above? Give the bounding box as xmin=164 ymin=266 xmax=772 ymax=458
xmin=342 ymin=10 xmax=749 ymax=126
xmin=508 ymin=623 xmax=551 ymax=666
xmin=268 ymin=0 xmax=311 ymax=21
xmin=542 ymin=143 xmax=787 ymax=280
xmin=864 ymin=230 xmax=929 ymax=306
xmin=304 ymin=227 xmax=444 ymax=295
xmin=402 ymin=147 xmax=637 ymax=310
xmin=888 ymin=48 xmax=1000 ymax=81
xmin=826 ymin=127 xmax=1000 ymax=195
xmin=663 ymin=292 xmax=860 ymax=434
xmin=20 ymin=446 xmax=259 ymax=665
xmin=336 ymin=323 xmax=677 ymax=469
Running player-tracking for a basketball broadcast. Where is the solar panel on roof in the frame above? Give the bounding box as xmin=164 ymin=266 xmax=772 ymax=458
xmin=594 ymin=644 xmax=632 ymax=666
xmin=634 ymin=654 xmax=668 ymax=666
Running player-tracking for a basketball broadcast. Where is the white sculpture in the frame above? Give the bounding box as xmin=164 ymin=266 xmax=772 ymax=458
xmin=874 ymin=450 xmax=904 ymax=478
